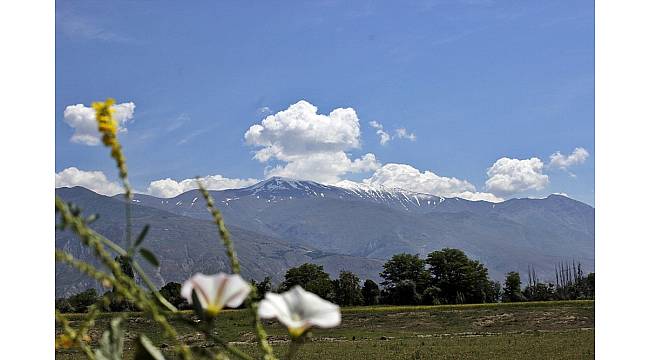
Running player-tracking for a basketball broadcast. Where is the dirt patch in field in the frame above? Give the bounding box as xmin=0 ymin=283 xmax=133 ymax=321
xmin=528 ymin=310 xmax=591 ymax=327
xmin=178 ymin=332 xmax=206 ymax=344
xmin=473 ymin=313 xmax=515 ymax=327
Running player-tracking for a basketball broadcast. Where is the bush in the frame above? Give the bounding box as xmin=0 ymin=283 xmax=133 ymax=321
xmin=55 ymin=298 xmax=74 ymax=313
xmin=422 ymin=286 xmax=442 ymax=305
xmin=67 ymin=288 xmax=99 ymax=313
xmin=159 ymin=282 xmax=189 ymax=309
xmin=392 ymin=280 xmax=420 ymax=305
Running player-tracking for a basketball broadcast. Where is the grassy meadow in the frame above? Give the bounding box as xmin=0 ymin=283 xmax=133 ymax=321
xmin=56 ymin=300 xmax=594 ymax=359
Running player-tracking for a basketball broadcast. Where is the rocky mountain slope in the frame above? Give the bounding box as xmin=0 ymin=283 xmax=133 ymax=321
xmin=55 ymin=178 xmax=594 ymax=295
xmin=55 ymin=187 xmax=384 ymax=297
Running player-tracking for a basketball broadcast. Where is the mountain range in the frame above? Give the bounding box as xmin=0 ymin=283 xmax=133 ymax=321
xmin=55 ymin=178 xmax=594 ymax=297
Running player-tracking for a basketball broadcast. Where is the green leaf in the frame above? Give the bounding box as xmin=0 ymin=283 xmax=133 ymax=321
xmin=134 ymin=224 xmax=150 ymax=248
xmin=69 ymin=203 xmax=82 ymax=216
xmin=134 ymin=335 xmax=166 ymax=360
xmin=139 ymin=248 xmax=159 ymax=267
xmin=94 ymin=318 xmax=124 ymax=360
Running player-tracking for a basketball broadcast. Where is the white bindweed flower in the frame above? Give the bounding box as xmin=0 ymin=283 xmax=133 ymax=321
xmin=181 ymin=272 xmax=251 ymax=317
xmin=258 ymin=286 xmax=341 ymax=337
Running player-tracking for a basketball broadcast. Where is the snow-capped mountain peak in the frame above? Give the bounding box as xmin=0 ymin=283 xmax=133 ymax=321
xmin=335 ymin=180 xmax=444 ymax=211
xmin=240 ymin=177 xmax=338 ymax=198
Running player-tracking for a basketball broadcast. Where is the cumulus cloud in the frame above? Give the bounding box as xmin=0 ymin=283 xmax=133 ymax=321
xmin=55 ymin=167 xmax=122 ymax=196
xmin=395 ymin=128 xmax=416 ymax=141
xmin=244 ymin=100 xmax=379 ymax=183
xmin=369 ymin=121 xmax=392 ymax=145
xmin=485 ymin=157 xmax=549 ymax=196
xmin=363 ymin=163 xmax=503 ymax=202
xmin=63 ymin=102 xmax=136 ymax=145
xmin=548 ymin=147 xmax=589 ymax=170
xmin=147 ymin=175 xmax=259 ymax=198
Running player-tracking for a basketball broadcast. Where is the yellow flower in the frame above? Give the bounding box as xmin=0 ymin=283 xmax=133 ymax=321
xmin=92 ymin=99 xmax=117 ymax=134
xmin=91 ymin=98 xmax=129 ymax=181
xmin=55 ymin=334 xmax=74 ymax=349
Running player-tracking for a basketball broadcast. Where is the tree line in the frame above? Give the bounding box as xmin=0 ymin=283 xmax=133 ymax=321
xmin=56 ymin=249 xmax=595 ymax=312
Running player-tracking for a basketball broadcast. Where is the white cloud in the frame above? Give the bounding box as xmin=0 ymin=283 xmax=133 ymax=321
xmin=63 ymin=102 xmax=136 ymax=145
xmin=264 ymin=152 xmax=379 ymax=183
xmin=369 ymin=121 xmax=392 ymax=145
xmin=368 ymin=122 xmax=416 ymax=145
xmin=257 ymin=106 xmax=272 ymax=115
xmin=485 ymin=157 xmax=549 ymax=196
xmin=548 ymin=147 xmax=589 ymax=170
xmin=453 ymin=191 xmax=503 ymax=202
xmin=147 ymin=175 xmax=259 ymax=198
xmin=362 ymin=163 xmax=503 ymax=202
xmin=244 ymin=100 xmax=379 ymax=183
xmin=364 ymin=163 xmax=474 ymax=194
xmin=55 ymin=167 xmax=122 ymax=196
xmin=395 ymin=128 xmax=416 ymax=141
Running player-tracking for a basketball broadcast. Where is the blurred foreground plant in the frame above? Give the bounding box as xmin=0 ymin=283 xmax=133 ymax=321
xmin=55 ymin=99 xmax=341 ymax=359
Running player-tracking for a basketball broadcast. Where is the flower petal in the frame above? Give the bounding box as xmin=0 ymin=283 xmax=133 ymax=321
xmin=258 ymin=292 xmax=290 ymax=319
xmin=181 ymin=273 xmax=218 ymax=307
xmin=221 ymin=274 xmax=251 ymax=308
xmin=305 ymin=306 xmax=341 ymax=328
xmin=258 ymin=286 xmax=341 ymax=333
xmin=259 ymin=292 xmax=306 ymax=330
xmin=182 ymin=272 xmax=252 ymax=311
xmin=289 ymin=286 xmax=341 ymax=328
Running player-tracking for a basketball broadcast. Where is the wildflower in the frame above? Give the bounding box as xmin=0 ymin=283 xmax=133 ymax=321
xmin=55 ymin=334 xmax=74 ymax=349
xmin=258 ymin=286 xmax=341 ymax=338
xmin=92 ymin=98 xmax=117 ymax=145
xmin=92 ymin=98 xmax=128 ymax=181
xmin=181 ymin=273 xmax=250 ymax=317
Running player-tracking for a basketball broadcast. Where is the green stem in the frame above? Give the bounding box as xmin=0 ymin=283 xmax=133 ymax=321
xmin=132 ymin=261 xmax=178 ymax=311
xmin=286 ymin=340 xmax=303 ymax=360
xmin=56 ymin=311 xmax=96 ymax=359
xmin=197 ymin=181 xmax=240 ymax=273
xmin=56 ymin=198 xmax=192 ymax=359
xmin=197 ymin=181 xmax=277 ymax=360
xmin=65 ymin=211 xmax=178 ymax=313
xmin=124 ymin=187 xmax=132 ymax=248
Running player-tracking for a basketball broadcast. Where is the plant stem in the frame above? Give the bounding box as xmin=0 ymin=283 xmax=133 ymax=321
xmin=57 ymin=200 xmax=178 ymax=313
xmin=56 ymin=199 xmax=192 ymax=359
xmin=197 ymin=181 xmax=277 ymax=360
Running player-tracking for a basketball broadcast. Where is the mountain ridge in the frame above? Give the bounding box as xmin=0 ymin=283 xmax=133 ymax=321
xmin=55 ymin=178 xmax=594 ymax=296
xmin=55 ymin=186 xmax=385 ymax=297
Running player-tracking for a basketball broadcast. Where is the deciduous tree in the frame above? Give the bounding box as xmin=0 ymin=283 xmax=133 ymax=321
xmin=426 ymin=248 xmax=493 ymax=304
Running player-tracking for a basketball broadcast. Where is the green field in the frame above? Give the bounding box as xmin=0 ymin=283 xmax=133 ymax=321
xmin=56 ymin=300 xmax=594 ymax=359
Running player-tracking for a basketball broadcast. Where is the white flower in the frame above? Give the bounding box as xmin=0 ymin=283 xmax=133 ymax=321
xmin=258 ymin=286 xmax=341 ymax=337
xmin=181 ymin=273 xmax=251 ymax=317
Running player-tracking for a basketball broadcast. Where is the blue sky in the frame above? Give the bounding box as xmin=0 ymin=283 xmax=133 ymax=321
xmin=55 ymin=0 xmax=594 ymax=205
